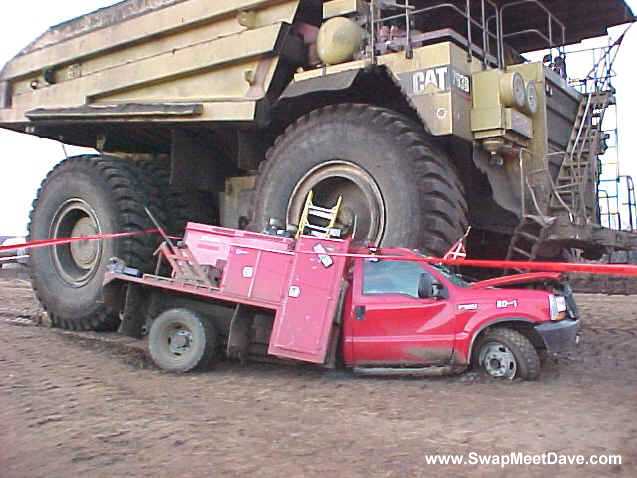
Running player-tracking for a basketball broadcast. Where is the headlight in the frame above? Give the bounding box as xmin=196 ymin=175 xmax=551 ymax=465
xmin=500 ymin=72 xmax=527 ymax=110
xmin=525 ymin=81 xmax=539 ymax=115
xmin=549 ymin=294 xmax=567 ymax=321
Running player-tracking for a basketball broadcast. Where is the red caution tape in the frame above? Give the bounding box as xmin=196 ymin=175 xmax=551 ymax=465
xmin=434 ymin=257 xmax=637 ymax=277
xmin=341 ymin=253 xmax=637 ymax=277
xmin=221 ymin=243 xmax=637 ymax=278
xmin=0 ymin=229 xmax=159 ymax=254
xmin=3 ymin=230 xmax=637 ymax=277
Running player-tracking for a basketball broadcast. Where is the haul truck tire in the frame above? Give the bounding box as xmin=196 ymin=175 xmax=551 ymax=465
xmin=28 ymin=155 xmax=161 ymax=331
xmin=253 ymin=104 xmax=468 ymax=255
xmin=135 ymin=160 xmax=217 ymax=235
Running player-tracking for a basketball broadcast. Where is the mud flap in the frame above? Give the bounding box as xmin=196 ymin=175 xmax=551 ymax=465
xmin=227 ymin=304 xmax=254 ymax=363
xmin=118 ymin=285 xmax=148 ymax=339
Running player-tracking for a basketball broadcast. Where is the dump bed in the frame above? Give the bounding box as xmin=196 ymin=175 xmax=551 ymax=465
xmin=0 ymin=0 xmax=307 ymax=141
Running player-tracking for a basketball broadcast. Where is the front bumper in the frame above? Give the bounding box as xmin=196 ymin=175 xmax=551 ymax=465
xmin=535 ymin=319 xmax=581 ymax=354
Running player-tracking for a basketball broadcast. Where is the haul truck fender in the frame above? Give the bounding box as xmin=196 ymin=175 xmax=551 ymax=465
xmin=276 ymin=66 xmax=431 ymax=134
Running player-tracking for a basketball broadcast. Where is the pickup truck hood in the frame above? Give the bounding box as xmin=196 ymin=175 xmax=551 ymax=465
xmin=469 ymin=272 xmax=562 ymax=289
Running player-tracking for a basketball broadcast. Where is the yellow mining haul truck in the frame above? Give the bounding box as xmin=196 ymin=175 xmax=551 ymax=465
xmin=0 ymin=0 xmax=634 ymax=330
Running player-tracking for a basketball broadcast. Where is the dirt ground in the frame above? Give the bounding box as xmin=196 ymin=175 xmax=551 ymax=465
xmin=1 ymin=277 xmax=636 ymax=478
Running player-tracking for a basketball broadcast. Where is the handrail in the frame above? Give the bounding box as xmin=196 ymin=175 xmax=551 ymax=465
xmin=500 ymin=0 xmax=566 ymax=48
xmin=370 ymin=0 xmax=573 ymax=70
xmin=373 ymin=0 xmax=501 ymax=68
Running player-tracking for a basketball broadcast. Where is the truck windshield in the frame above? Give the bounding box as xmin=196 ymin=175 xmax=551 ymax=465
xmin=363 ymin=260 xmax=425 ymax=298
xmin=432 ymin=264 xmax=470 ymax=288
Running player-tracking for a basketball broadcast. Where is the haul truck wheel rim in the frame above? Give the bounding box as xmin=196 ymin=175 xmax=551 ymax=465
xmin=50 ymin=199 xmax=102 ymax=287
xmin=479 ymin=342 xmax=518 ymax=379
xmin=287 ymin=161 xmax=386 ymax=244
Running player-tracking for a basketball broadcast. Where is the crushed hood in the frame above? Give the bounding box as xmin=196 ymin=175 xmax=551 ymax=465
xmin=470 ymin=272 xmax=563 ymax=289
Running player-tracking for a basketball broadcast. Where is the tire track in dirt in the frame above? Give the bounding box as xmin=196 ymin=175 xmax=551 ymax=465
xmin=1 ymin=281 xmax=636 ymax=477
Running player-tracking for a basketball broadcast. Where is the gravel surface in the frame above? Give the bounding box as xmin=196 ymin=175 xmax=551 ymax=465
xmin=1 ymin=278 xmax=636 ymax=477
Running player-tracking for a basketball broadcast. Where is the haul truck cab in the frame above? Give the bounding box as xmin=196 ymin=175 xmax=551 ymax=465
xmin=104 ymin=222 xmax=579 ymax=380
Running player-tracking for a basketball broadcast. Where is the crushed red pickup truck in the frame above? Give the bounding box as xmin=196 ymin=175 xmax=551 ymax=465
xmin=104 ymin=222 xmax=580 ymax=380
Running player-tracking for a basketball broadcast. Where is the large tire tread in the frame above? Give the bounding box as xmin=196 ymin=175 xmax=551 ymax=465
xmin=28 ymin=154 xmax=162 ymax=331
xmin=134 ymin=159 xmax=217 ymax=236
xmin=254 ymin=103 xmax=468 ymax=256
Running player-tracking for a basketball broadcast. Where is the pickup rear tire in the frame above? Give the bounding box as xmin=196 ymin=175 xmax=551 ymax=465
xmin=253 ymin=104 xmax=468 ymax=255
xmin=474 ymin=327 xmax=541 ymax=380
xmin=28 ymin=155 xmax=161 ymax=331
xmin=148 ymin=308 xmax=217 ymax=373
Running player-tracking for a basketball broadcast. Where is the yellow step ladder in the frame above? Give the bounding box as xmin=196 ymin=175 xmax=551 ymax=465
xmin=296 ymin=191 xmax=343 ymax=239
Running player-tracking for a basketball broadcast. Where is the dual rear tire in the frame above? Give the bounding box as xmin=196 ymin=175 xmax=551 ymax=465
xmin=28 ymin=155 xmax=214 ymax=331
xmin=28 ymin=155 xmax=162 ymax=331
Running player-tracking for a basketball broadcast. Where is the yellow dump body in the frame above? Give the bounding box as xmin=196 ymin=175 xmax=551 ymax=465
xmin=0 ymin=0 xmax=304 ymax=131
xmin=1 ymin=0 xmax=635 ymax=255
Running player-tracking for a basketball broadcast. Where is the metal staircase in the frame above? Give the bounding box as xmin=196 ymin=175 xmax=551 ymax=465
xmin=506 ymin=215 xmax=553 ymax=263
xmin=549 ymin=90 xmax=615 ymax=221
xmin=507 ymin=34 xmax=626 ymax=263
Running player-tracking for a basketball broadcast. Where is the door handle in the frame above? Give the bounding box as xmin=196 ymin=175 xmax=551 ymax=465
xmin=355 ymin=305 xmax=366 ymax=321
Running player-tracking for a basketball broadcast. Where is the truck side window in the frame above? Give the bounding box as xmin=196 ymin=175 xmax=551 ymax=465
xmin=363 ymin=260 xmax=428 ymax=298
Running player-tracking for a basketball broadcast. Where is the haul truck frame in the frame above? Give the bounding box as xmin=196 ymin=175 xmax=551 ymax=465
xmin=0 ymin=0 xmax=633 ymax=331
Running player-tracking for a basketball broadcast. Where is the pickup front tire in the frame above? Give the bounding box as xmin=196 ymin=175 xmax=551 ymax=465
xmin=474 ymin=327 xmax=541 ymax=380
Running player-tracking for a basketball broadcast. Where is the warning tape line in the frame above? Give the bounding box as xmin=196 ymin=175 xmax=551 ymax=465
xmin=223 ymin=243 xmax=637 ymax=278
xmin=0 ymin=229 xmax=159 ymax=254
xmin=2 ymin=230 xmax=637 ymax=277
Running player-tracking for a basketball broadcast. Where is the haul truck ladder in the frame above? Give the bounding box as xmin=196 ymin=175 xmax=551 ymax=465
xmin=508 ymin=35 xmax=624 ymax=262
xmin=550 ymin=91 xmax=615 ymax=219
xmin=550 ymin=33 xmax=625 ymax=222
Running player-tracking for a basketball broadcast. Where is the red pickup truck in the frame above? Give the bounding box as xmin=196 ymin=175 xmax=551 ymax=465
xmin=104 ymin=223 xmax=580 ymax=380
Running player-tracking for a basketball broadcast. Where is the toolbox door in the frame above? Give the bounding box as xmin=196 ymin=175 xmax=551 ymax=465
xmin=268 ymin=237 xmax=350 ymax=364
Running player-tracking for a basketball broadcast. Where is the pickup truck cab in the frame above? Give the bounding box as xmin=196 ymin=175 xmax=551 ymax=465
xmin=104 ymin=224 xmax=579 ymax=381
xmin=342 ymin=249 xmax=579 ymax=379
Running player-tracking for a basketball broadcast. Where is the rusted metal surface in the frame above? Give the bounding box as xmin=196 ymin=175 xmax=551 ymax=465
xmin=26 ymin=103 xmax=204 ymax=120
xmin=19 ymin=0 xmax=184 ymax=56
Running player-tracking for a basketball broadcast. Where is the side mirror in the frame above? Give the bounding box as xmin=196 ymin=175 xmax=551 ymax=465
xmin=418 ymin=273 xmax=433 ymax=298
xmin=418 ymin=273 xmax=444 ymax=299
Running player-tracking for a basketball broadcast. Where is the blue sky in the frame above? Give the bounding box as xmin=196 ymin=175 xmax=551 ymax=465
xmin=0 ymin=0 xmax=636 ymax=235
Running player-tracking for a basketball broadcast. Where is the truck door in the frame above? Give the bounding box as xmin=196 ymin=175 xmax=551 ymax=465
xmin=268 ymin=237 xmax=351 ymax=364
xmin=349 ymin=259 xmax=456 ymax=366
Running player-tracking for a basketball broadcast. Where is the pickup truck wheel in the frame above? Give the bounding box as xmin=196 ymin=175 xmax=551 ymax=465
xmin=253 ymin=104 xmax=468 ymax=255
xmin=28 ymin=155 xmax=160 ymax=331
xmin=148 ymin=309 xmax=217 ymax=373
xmin=474 ymin=328 xmax=541 ymax=380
